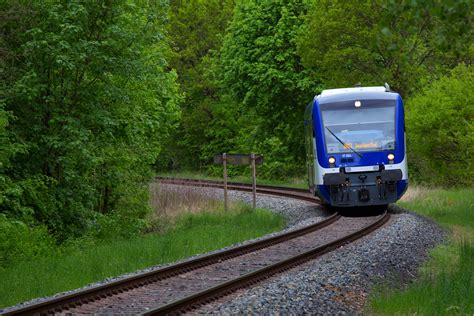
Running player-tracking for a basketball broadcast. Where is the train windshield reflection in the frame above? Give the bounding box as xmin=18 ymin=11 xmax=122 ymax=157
xmin=321 ymin=101 xmax=396 ymax=154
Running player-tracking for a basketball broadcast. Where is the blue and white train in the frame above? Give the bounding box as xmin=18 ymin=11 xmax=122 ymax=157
xmin=304 ymin=85 xmax=408 ymax=207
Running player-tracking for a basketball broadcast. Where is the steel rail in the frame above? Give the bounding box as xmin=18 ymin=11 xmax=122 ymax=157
xmin=143 ymin=210 xmax=390 ymax=316
xmin=156 ymin=177 xmax=309 ymax=193
xmin=1 ymin=183 xmax=332 ymax=316
xmin=156 ymin=177 xmax=320 ymax=204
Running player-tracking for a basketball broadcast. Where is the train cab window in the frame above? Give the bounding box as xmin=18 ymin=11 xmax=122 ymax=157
xmin=320 ymin=99 xmax=396 ymax=153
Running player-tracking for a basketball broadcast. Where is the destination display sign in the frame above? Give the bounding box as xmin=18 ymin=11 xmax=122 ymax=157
xmin=213 ymin=154 xmax=264 ymax=165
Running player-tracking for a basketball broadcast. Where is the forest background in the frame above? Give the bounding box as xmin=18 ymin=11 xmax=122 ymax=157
xmin=0 ymin=0 xmax=472 ymax=266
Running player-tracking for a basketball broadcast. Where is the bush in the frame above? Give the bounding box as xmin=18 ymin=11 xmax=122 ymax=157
xmin=87 ymin=212 xmax=147 ymax=241
xmin=406 ymin=64 xmax=473 ymax=187
xmin=0 ymin=215 xmax=54 ymax=268
xmin=1 ymin=1 xmax=180 ymax=242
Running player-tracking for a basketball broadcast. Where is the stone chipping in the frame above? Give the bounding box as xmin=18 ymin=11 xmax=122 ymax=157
xmin=197 ymin=205 xmax=446 ymax=314
xmin=2 ymin=184 xmax=446 ymax=315
xmin=160 ymin=183 xmax=331 ymax=227
xmin=160 ymin=185 xmax=446 ymax=314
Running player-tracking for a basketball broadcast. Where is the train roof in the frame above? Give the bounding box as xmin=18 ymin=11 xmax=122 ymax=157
xmin=316 ymin=86 xmax=400 ymax=104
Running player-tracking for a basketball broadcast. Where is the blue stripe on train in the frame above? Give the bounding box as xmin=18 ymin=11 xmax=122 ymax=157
xmin=316 ymin=185 xmax=330 ymax=204
xmin=397 ymin=179 xmax=408 ymax=199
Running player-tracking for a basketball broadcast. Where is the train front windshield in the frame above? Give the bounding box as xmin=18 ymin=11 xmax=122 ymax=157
xmin=320 ymin=99 xmax=396 ymax=154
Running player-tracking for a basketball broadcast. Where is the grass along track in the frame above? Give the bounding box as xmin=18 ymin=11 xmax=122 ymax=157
xmin=0 ymin=195 xmax=284 ymax=309
xmin=368 ymin=187 xmax=474 ymax=314
xmin=2 ymin=209 xmax=337 ymax=314
xmin=2 ymin=180 xmax=389 ymax=315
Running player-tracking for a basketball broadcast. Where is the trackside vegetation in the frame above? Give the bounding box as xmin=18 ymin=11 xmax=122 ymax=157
xmin=369 ymin=188 xmax=474 ymax=314
xmin=1 ymin=1 xmax=180 ymax=242
xmin=0 ymin=202 xmax=285 ymax=308
xmin=406 ymin=65 xmax=473 ymax=187
xmin=0 ymin=0 xmax=472 ymax=313
xmin=1 ymin=0 xmax=471 ymax=256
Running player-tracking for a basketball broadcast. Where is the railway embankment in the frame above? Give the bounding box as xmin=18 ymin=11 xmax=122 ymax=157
xmin=368 ymin=187 xmax=474 ymax=314
xmin=0 ymin=185 xmax=285 ymax=310
xmin=2 ymin=183 xmax=467 ymax=314
xmin=166 ymin=185 xmax=447 ymax=314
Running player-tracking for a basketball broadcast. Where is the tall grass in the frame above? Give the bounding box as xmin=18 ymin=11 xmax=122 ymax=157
xmin=0 ymin=185 xmax=285 ymax=309
xmin=399 ymin=187 xmax=474 ymax=230
xmin=369 ymin=188 xmax=474 ymax=314
xmin=149 ymin=182 xmax=222 ymax=219
xmin=370 ymin=241 xmax=474 ymax=314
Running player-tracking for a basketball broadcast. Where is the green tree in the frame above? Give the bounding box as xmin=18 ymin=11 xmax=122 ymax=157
xmin=406 ymin=64 xmax=473 ymax=186
xmin=215 ymin=0 xmax=314 ymax=177
xmin=159 ymin=0 xmax=235 ymax=170
xmin=1 ymin=1 xmax=180 ymax=239
xmin=0 ymin=108 xmax=19 ymax=220
xmin=380 ymin=0 xmax=473 ymax=68
xmin=0 ymin=1 xmax=43 ymax=224
xmin=297 ymin=0 xmax=473 ymax=96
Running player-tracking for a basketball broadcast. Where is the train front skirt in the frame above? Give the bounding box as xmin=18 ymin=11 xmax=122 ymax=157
xmin=317 ymin=169 xmax=407 ymax=207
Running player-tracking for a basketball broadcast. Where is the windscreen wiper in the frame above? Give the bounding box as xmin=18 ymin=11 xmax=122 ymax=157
xmin=325 ymin=127 xmax=363 ymax=158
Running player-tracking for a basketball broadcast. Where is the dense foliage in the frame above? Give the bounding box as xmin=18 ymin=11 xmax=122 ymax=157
xmin=159 ymin=0 xmax=235 ymax=170
xmin=406 ymin=64 xmax=473 ymax=186
xmin=1 ymin=1 xmax=180 ymax=242
xmin=212 ymin=0 xmax=313 ymax=177
xmin=163 ymin=0 xmax=472 ymax=181
xmin=297 ymin=0 xmax=472 ymax=96
xmin=0 ymin=0 xmax=472 ymax=268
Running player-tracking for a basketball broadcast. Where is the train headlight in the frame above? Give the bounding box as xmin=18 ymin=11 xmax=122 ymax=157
xmin=328 ymin=156 xmax=336 ymax=164
xmin=387 ymin=153 xmax=395 ymax=161
xmin=355 ymin=100 xmax=362 ymax=108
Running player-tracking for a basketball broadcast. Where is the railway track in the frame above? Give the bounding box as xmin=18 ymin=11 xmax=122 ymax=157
xmin=2 ymin=178 xmax=389 ymax=316
xmin=156 ymin=176 xmax=320 ymax=203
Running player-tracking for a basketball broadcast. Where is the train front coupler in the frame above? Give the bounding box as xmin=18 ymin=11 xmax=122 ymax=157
xmin=323 ymin=168 xmax=403 ymax=206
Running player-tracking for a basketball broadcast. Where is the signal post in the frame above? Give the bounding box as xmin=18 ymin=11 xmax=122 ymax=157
xmin=214 ymin=153 xmax=264 ymax=211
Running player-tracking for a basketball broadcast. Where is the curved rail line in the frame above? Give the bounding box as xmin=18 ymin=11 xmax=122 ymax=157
xmin=156 ymin=177 xmax=320 ymax=204
xmin=2 ymin=181 xmax=329 ymax=315
xmin=145 ymin=211 xmax=389 ymax=315
xmin=1 ymin=178 xmax=389 ymax=316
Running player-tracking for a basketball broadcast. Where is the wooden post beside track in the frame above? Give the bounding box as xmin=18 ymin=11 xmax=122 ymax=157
xmin=251 ymin=153 xmax=256 ymax=209
xmin=213 ymin=153 xmax=263 ymax=211
xmin=223 ymin=153 xmax=228 ymax=212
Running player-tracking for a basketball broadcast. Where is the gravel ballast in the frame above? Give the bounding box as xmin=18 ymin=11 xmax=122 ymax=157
xmin=2 ymin=184 xmax=445 ymax=314
xmin=159 ymin=185 xmax=446 ymax=314
xmin=197 ymin=208 xmax=446 ymax=314
xmin=159 ymin=184 xmax=331 ymax=227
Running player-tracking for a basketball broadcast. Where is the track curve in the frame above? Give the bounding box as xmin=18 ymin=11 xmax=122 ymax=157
xmin=2 ymin=178 xmax=389 ymax=316
xmin=156 ymin=177 xmax=320 ymax=204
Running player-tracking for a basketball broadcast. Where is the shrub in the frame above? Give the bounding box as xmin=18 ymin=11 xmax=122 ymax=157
xmin=406 ymin=64 xmax=473 ymax=187
xmin=0 ymin=215 xmax=54 ymax=268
